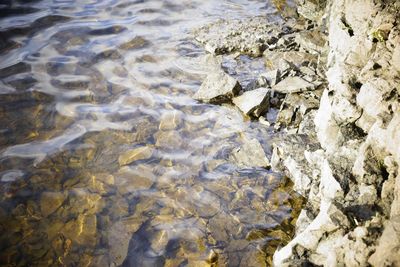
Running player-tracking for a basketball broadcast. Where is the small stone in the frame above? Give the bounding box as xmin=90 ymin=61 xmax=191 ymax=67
xmin=193 ymin=71 xmax=241 ymax=104
xmin=40 ymin=191 xmax=66 ymax=217
xmin=118 ymin=146 xmax=154 ymax=166
xmin=233 ymin=88 xmax=270 ymax=117
xmin=272 ymin=76 xmax=317 ymax=94
xmin=159 ymin=110 xmax=183 ymax=131
xmin=231 ymin=137 xmax=270 ymax=168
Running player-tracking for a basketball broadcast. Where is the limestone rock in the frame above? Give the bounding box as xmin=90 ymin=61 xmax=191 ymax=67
xmin=272 ymin=76 xmax=317 ymax=94
xmin=118 ymin=146 xmax=154 ymax=166
xmin=193 ymin=71 xmax=241 ymax=104
xmin=231 ymin=137 xmax=270 ymax=168
xmin=232 ymin=88 xmax=270 ymax=117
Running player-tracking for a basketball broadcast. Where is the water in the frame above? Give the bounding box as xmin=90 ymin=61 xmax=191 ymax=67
xmin=0 ymin=1 xmax=302 ymax=266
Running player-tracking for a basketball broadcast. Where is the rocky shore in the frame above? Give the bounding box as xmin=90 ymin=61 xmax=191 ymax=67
xmin=193 ymin=0 xmax=400 ymax=266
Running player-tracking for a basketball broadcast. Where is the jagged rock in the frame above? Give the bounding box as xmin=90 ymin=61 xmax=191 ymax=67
xmin=193 ymin=71 xmax=241 ymax=104
xmin=231 ymin=137 xmax=269 ymax=168
xmin=258 ymin=70 xmax=278 ymax=87
xmin=272 ymin=76 xmax=318 ymax=94
xmin=296 ymin=29 xmax=327 ymax=55
xmin=118 ymin=146 xmax=154 ymax=166
xmin=232 ymin=88 xmax=270 ymax=117
xmin=194 ymin=17 xmax=287 ymax=56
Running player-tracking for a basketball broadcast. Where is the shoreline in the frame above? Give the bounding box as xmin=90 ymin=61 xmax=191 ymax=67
xmin=192 ymin=0 xmax=400 ymax=265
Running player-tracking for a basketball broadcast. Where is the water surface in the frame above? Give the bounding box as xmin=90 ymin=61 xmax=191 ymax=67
xmin=0 ymin=1 xmax=302 ymax=266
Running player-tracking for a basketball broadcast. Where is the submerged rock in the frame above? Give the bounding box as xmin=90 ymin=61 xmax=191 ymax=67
xmin=118 ymin=146 xmax=154 ymax=166
xmin=193 ymin=71 xmax=241 ymax=104
xmin=40 ymin=191 xmax=66 ymax=217
xmin=231 ymin=137 xmax=270 ymax=168
xmin=233 ymin=87 xmax=270 ymax=117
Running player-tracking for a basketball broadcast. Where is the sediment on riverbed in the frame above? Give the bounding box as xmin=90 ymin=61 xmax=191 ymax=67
xmin=193 ymin=0 xmax=400 ymax=266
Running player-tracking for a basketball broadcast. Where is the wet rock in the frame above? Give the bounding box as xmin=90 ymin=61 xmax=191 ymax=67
xmin=231 ymin=137 xmax=270 ymax=168
xmin=272 ymin=76 xmax=318 ymax=94
xmin=232 ymin=88 xmax=270 ymax=117
xmin=194 ymin=17 xmax=286 ymax=56
xmin=118 ymin=146 xmax=154 ymax=166
xmin=193 ymin=71 xmax=241 ymax=104
xmin=155 ymin=130 xmax=184 ymax=149
xmin=40 ymin=191 xmax=66 ymax=217
xmin=108 ymin=216 xmax=144 ymax=266
xmin=115 ymin=166 xmax=154 ymax=194
xmin=159 ymin=110 xmax=183 ymax=131
xmin=62 ymin=214 xmax=97 ymax=247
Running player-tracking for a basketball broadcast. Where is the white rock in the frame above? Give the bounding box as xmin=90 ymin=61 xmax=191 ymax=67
xmin=232 ymin=88 xmax=270 ymax=117
xmin=231 ymin=137 xmax=269 ymax=168
xmin=272 ymin=76 xmax=317 ymax=94
xmin=193 ymin=70 xmax=241 ymax=104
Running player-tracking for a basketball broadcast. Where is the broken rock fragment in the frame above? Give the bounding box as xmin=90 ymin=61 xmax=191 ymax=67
xmin=233 ymin=87 xmax=270 ymax=117
xmin=272 ymin=76 xmax=318 ymax=94
xmin=193 ymin=70 xmax=241 ymax=104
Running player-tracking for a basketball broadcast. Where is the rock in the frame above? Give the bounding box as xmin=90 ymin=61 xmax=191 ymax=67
xmin=155 ymin=130 xmax=184 ymax=149
xmin=258 ymin=70 xmax=278 ymax=87
xmin=392 ymin=44 xmax=400 ymax=72
xmin=368 ymin=218 xmax=400 ymax=267
xmin=62 ymin=214 xmax=97 ymax=247
xmin=193 ymin=71 xmax=241 ymax=104
xmin=272 ymin=76 xmax=318 ymax=94
xmin=231 ymin=137 xmax=270 ymax=168
xmin=194 ymin=17 xmax=286 ymax=56
xmin=108 ymin=216 xmax=144 ymax=266
xmin=118 ymin=146 xmax=154 ymax=166
xmin=232 ymin=88 xmax=270 ymax=117
xmin=40 ymin=191 xmax=66 ymax=217
xmin=296 ymin=30 xmax=327 ymax=55
xmin=115 ymin=166 xmax=154 ymax=194
xmin=159 ymin=110 xmax=183 ymax=131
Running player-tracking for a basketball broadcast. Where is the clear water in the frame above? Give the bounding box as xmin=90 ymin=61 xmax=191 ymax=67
xmin=0 ymin=1 xmax=302 ymax=266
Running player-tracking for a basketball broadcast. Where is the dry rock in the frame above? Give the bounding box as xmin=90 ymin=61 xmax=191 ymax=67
xmin=232 ymin=87 xmax=270 ymax=117
xmin=193 ymin=71 xmax=241 ymax=104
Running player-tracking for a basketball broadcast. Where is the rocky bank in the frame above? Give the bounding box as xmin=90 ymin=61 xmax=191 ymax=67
xmin=193 ymin=0 xmax=400 ymax=266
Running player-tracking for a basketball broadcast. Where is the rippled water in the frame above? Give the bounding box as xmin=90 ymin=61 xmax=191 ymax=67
xmin=0 ymin=1 xmax=302 ymax=266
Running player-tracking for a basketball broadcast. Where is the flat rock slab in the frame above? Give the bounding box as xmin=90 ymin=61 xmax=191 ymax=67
xmin=272 ymin=76 xmax=318 ymax=94
xmin=193 ymin=71 xmax=241 ymax=104
xmin=233 ymin=87 xmax=270 ymax=117
xmin=194 ymin=17 xmax=286 ymax=57
xmin=118 ymin=146 xmax=154 ymax=166
xmin=231 ymin=138 xmax=270 ymax=168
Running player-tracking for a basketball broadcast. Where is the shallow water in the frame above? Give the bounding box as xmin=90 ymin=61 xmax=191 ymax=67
xmin=0 ymin=1 xmax=302 ymax=266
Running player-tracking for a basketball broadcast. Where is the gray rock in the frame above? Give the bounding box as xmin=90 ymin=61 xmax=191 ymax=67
xmin=233 ymin=88 xmax=270 ymax=117
xmin=193 ymin=71 xmax=241 ymax=104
